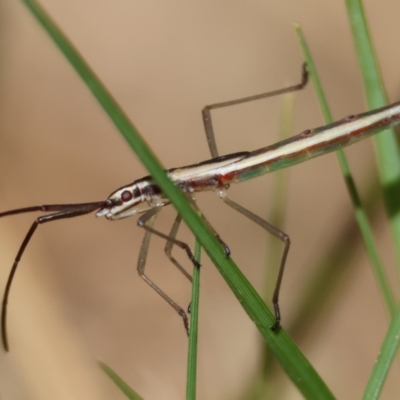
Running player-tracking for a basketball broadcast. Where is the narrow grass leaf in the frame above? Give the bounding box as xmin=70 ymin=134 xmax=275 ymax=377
xmin=345 ymin=0 xmax=400 ymax=276
xmin=296 ymin=24 xmax=395 ymax=317
xmin=362 ymin=304 xmax=400 ymax=400
xmin=186 ymin=241 xmax=201 ymax=400
xmin=99 ymin=361 xmax=144 ymax=400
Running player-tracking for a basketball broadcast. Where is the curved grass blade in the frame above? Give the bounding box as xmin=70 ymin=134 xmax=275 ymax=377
xmin=264 ymin=94 xmax=294 ymax=300
xmin=186 ymin=241 xmax=201 ymax=400
xmin=296 ymin=24 xmax=396 ymax=317
xmin=344 ymin=0 xmax=400 ymax=394
xmin=362 ymin=304 xmax=400 ymax=400
xmin=242 ymin=95 xmax=295 ymax=400
xmin=98 ymin=361 xmax=144 ymax=400
xmin=345 ymin=0 xmax=400 ymax=274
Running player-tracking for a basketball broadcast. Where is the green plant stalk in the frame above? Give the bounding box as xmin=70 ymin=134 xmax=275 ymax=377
xmin=345 ymin=0 xmax=400 ymax=394
xmin=239 ymin=96 xmax=295 ymax=400
xmin=345 ymin=0 xmax=400 ymax=275
xmin=362 ymin=304 xmax=400 ymax=400
xmin=264 ymin=94 xmax=294 ymax=301
xmin=186 ymin=241 xmax=201 ymax=400
xmin=98 ymin=361 xmax=144 ymax=400
xmin=296 ymin=25 xmax=396 ymax=317
xmin=256 ymin=14 xmax=390 ymax=386
xmin=21 ymin=1 xmax=335 ymax=398
xmin=251 ymin=94 xmax=294 ymax=400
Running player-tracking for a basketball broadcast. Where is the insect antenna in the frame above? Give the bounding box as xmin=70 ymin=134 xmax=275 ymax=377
xmin=0 ymin=201 xmax=112 ymax=351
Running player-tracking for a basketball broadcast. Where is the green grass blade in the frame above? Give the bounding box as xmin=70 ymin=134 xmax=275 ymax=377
xmin=186 ymin=241 xmax=201 ymax=400
xmin=98 ymin=361 xmax=144 ymax=400
xmin=344 ymin=1 xmax=400 ymax=393
xmin=264 ymin=94 xmax=294 ymax=300
xmin=296 ymin=25 xmax=396 ymax=317
xmin=345 ymin=0 xmax=400 ymax=274
xmin=239 ymin=95 xmax=295 ymax=400
xmin=247 ymin=95 xmax=294 ymax=400
xmin=22 ymin=1 xmax=335 ymax=397
xmin=362 ymin=304 xmax=400 ymax=400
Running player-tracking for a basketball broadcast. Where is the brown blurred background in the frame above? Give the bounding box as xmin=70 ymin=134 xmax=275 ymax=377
xmin=0 ymin=1 xmax=400 ymax=399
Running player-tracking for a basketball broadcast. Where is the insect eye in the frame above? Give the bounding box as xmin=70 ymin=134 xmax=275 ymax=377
xmin=121 ymin=190 xmax=133 ymax=202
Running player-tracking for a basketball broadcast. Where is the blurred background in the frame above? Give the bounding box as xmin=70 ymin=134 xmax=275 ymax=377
xmin=0 ymin=1 xmax=399 ymax=399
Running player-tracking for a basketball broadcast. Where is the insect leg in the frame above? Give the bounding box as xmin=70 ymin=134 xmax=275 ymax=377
xmin=202 ymin=63 xmax=308 ymax=158
xmin=164 ymin=213 xmax=192 ymax=282
xmin=138 ymin=207 xmax=200 ymax=269
xmin=137 ymin=207 xmax=200 ymax=334
xmin=218 ymin=192 xmax=290 ymax=331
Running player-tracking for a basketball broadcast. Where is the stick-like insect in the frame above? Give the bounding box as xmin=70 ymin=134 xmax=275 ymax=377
xmin=2 ymin=64 xmax=400 ymax=351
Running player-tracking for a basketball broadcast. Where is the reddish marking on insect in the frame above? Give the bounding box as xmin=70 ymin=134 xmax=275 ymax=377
xmin=299 ymin=129 xmax=313 ymax=137
xmin=341 ymin=115 xmax=356 ymax=122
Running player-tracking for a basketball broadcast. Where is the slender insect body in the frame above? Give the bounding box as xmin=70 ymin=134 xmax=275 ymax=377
xmin=2 ymin=63 xmax=400 ymax=350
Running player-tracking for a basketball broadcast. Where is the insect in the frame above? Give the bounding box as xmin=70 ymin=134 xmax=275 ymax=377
xmin=2 ymin=64 xmax=400 ymax=351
